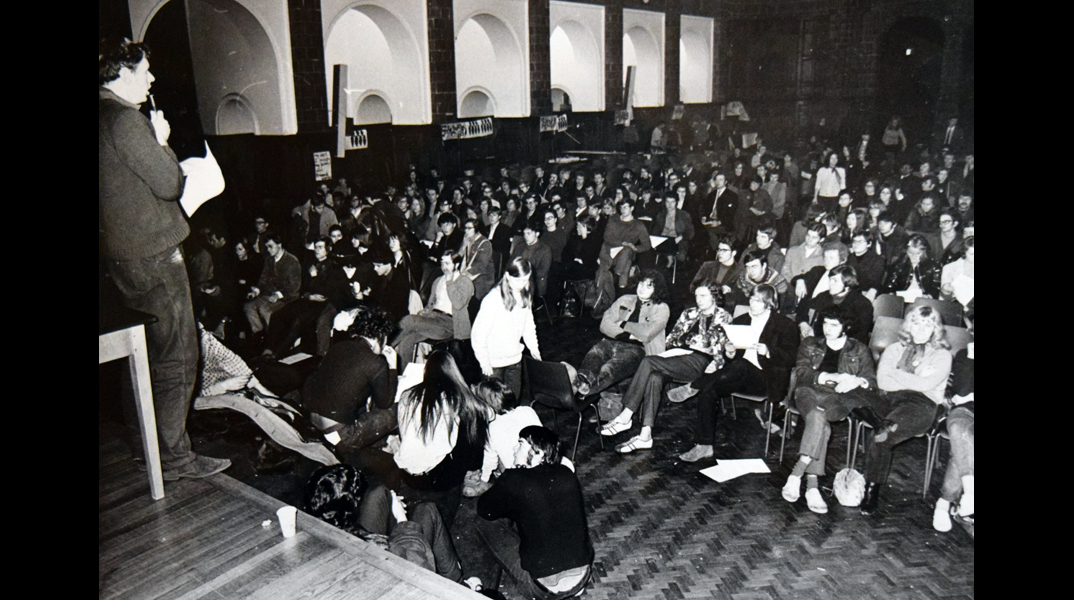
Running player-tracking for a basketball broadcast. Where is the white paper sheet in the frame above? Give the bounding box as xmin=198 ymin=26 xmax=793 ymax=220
xmin=649 ymin=235 xmax=669 ymax=248
xmin=699 ymin=458 xmax=771 ymax=483
xmin=722 ymin=324 xmax=760 ymax=349
xmin=179 ymin=143 xmax=225 ymax=217
xmin=609 ymin=246 xmax=624 ymax=259
xmin=658 ymin=348 xmax=694 ymax=358
xmin=278 ymin=352 xmax=313 ymax=365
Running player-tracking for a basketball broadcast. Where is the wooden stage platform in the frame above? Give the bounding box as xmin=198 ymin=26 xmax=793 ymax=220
xmin=99 ymin=439 xmax=482 ymax=600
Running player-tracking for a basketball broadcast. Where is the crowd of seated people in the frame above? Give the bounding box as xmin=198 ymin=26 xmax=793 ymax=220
xmin=175 ymin=124 xmax=974 ymax=593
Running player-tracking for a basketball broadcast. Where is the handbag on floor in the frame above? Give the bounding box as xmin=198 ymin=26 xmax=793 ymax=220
xmin=833 ymin=467 xmax=865 ymax=507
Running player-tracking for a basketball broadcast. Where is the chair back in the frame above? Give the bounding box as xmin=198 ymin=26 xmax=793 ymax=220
xmin=522 ymin=357 xmax=578 ymax=412
xmin=869 ymin=316 xmax=904 ymax=363
xmin=944 ymin=325 xmax=972 ymax=356
xmin=909 ymin=297 xmax=964 ymax=327
xmin=872 ymin=294 xmax=903 ymax=321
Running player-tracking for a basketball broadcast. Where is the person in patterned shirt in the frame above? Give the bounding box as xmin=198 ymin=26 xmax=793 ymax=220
xmin=598 ymin=279 xmax=736 ymax=453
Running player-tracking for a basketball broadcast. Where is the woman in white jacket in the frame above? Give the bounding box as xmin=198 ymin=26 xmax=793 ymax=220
xmin=470 ymin=257 xmax=542 ymax=396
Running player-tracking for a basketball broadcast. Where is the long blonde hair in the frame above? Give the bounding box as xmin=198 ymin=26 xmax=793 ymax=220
xmin=898 ymin=305 xmax=949 ymax=349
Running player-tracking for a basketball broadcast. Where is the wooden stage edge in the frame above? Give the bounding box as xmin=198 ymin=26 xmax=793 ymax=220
xmin=204 ymin=475 xmax=483 ymax=600
xmin=99 ymin=439 xmax=483 ymax=600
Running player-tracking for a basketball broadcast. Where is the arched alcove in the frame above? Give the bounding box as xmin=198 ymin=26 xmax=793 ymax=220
xmin=549 ymin=11 xmax=603 ymax=112
xmin=455 ymin=12 xmax=528 ymax=117
xmin=324 ymin=1 xmax=430 ymax=125
xmin=679 ymin=15 xmax=714 ymax=104
xmin=180 ymin=0 xmax=293 ymax=134
xmin=356 ymin=93 xmax=393 ymax=124
xmin=216 ymin=94 xmax=259 ymax=134
xmin=876 ymin=17 xmax=945 ymax=142
xmin=624 ymin=26 xmax=662 ymax=107
xmin=459 ymin=89 xmax=494 ymax=118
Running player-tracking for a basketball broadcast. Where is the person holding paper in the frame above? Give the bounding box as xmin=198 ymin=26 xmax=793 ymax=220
xmin=100 ymin=38 xmax=231 ymax=480
xmin=600 ymin=280 xmax=733 ymax=453
xmin=649 ymin=192 xmax=694 ymax=267
xmin=598 ymin=198 xmax=652 ymax=294
xmin=679 ymin=284 xmax=799 ymax=463
xmin=780 ymin=306 xmax=876 ymax=513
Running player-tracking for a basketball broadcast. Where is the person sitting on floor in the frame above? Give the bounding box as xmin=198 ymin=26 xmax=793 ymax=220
xmin=301 ymin=306 xmax=399 ymax=460
xmin=599 ymin=279 xmax=734 ymax=454
xmin=571 ymin=271 xmax=671 ymax=401
xmin=304 ymin=464 xmax=463 ymax=583
xmin=933 ymin=299 xmax=974 ymax=532
xmin=678 ymin=284 xmax=799 ymax=463
xmin=476 ymin=426 xmax=594 ymax=599
xmin=392 ymin=251 xmax=474 ymax=370
xmin=780 ymin=305 xmax=877 ymax=513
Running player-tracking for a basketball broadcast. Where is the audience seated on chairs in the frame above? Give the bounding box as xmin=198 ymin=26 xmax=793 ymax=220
xmin=933 ymin=299 xmax=973 ymax=532
xmin=730 ymin=247 xmax=789 ymax=309
xmin=781 ymin=223 xmax=826 ymax=287
xmin=678 ymin=284 xmax=799 ymax=463
xmin=780 ymin=305 xmax=877 ymax=513
xmin=392 ymin=251 xmax=474 ymax=370
xmin=880 ymin=234 xmax=940 ymax=300
xmin=302 ymin=306 xmax=399 ymax=459
xmin=692 ymin=235 xmax=743 ymax=298
xmin=511 ymin=223 xmax=553 ymax=298
xmin=262 ymin=237 xmax=336 ymax=358
xmin=600 ymin=279 xmax=734 ymax=454
xmin=874 ymin=212 xmax=910 ymax=266
xmin=571 ymin=271 xmax=671 ymax=404
xmin=859 ymin=305 xmax=953 ymax=515
xmin=598 ymin=197 xmax=652 ymax=296
xmin=649 ymin=191 xmax=694 ymax=268
xmin=244 ymin=233 xmax=302 ymax=336
xmin=940 ymin=235 xmax=974 ymax=309
xmin=797 ymin=264 xmax=874 ymax=343
xmin=742 ymin=226 xmax=785 ymax=279
xmin=305 ymin=464 xmax=463 ymax=582
xmin=925 ymin=208 xmax=964 ymax=265
xmin=846 ymin=230 xmax=886 ymax=300
xmin=476 ymin=426 xmax=594 ymax=600
xmin=790 ymin=241 xmax=848 ymax=314
xmin=460 ymin=218 xmax=495 ymax=299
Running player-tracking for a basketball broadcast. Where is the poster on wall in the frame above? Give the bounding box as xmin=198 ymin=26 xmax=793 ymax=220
xmin=441 ymin=117 xmax=494 ymax=141
xmin=672 ymin=104 xmax=685 ymax=120
xmin=344 ymin=129 xmax=369 ymax=151
xmin=539 ymin=114 xmax=569 ymax=133
xmin=313 ymin=151 xmax=332 ymax=181
xmin=614 ymin=109 xmax=631 ymax=125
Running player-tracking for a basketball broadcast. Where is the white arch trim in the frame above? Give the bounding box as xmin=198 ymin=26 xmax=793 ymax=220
xmin=215 ymin=93 xmax=260 ymax=134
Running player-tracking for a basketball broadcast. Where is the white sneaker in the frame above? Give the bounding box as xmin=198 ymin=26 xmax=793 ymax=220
xmin=805 ymin=488 xmax=828 ymax=514
xmin=933 ymin=501 xmax=953 ymax=532
xmin=782 ymin=475 xmax=801 ymax=502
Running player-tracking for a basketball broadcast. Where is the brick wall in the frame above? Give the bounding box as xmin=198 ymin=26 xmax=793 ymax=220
xmin=427 ymin=0 xmax=458 ymax=122
xmin=287 ymin=0 xmax=329 ymax=132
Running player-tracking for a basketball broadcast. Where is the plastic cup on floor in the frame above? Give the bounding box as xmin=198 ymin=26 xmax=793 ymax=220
xmin=277 ymin=505 xmax=297 ymax=538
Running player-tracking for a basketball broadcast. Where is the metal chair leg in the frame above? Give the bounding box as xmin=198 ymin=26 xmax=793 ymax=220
xmin=763 ymin=400 xmax=774 ymax=456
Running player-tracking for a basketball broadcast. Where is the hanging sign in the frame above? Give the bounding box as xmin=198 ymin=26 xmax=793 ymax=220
xmin=313 ymin=151 xmax=332 ymax=182
xmin=441 ymin=117 xmax=494 ymax=141
xmin=344 ymin=129 xmax=368 ymax=151
xmin=539 ymin=114 xmax=568 ymax=133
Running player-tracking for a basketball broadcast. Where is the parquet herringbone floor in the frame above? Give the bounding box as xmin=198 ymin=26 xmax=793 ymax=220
xmin=101 ymin=263 xmax=973 ymax=599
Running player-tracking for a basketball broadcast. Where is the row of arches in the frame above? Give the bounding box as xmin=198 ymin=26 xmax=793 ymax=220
xmin=134 ymin=0 xmax=714 ymax=133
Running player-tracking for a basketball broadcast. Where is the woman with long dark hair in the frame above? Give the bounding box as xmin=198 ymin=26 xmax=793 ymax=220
xmin=390 ymin=350 xmax=495 ymax=525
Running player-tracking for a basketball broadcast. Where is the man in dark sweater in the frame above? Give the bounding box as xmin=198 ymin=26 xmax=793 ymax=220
xmin=99 ymin=39 xmax=230 ymax=480
xmin=244 ymin=233 xmax=302 ymax=334
xmin=477 ymin=426 xmax=593 ymax=599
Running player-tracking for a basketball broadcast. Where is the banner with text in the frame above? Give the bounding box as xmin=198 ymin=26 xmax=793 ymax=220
xmin=441 ymin=118 xmax=494 ymax=141
xmin=313 ymin=151 xmax=332 ymax=181
xmin=539 ymin=114 xmax=568 ymax=133
xmin=344 ymin=129 xmax=368 ymax=151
